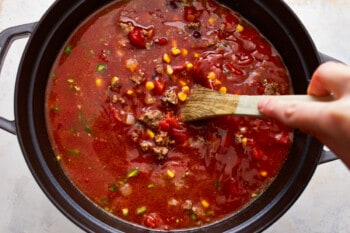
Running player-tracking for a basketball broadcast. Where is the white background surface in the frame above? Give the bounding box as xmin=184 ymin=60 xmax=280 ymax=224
xmin=0 ymin=0 xmax=349 ymax=232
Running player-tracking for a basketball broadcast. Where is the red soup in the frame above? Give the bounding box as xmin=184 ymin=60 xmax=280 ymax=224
xmin=46 ymin=0 xmax=293 ymax=230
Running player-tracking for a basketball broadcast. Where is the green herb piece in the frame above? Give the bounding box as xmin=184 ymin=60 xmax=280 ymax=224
xmin=125 ymin=168 xmax=139 ymax=179
xmin=206 ymin=210 xmax=214 ymax=216
xmin=67 ymin=149 xmax=80 ymax=155
xmin=64 ymin=44 xmax=72 ymax=55
xmin=52 ymin=106 xmax=60 ymax=113
xmin=50 ymin=72 xmax=56 ymax=79
xmin=100 ymin=198 xmax=109 ymax=206
xmin=136 ymin=206 xmax=147 ymax=215
xmin=70 ymin=125 xmax=77 ymax=133
xmin=214 ymin=181 xmax=222 ymax=190
xmin=190 ymin=213 xmax=197 ymax=220
xmin=96 ymin=63 xmax=107 ymax=73
xmin=84 ymin=125 xmax=92 ymax=134
xmin=109 ymin=184 xmax=118 ymax=192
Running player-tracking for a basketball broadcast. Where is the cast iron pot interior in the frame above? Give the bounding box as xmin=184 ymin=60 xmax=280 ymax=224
xmin=13 ymin=0 xmax=322 ymax=232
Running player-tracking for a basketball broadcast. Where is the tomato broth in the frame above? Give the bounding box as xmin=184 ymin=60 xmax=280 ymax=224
xmin=46 ymin=0 xmax=293 ymax=230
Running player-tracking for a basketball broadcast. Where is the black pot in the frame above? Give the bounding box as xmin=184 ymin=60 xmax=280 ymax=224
xmin=0 ymin=1 xmax=339 ymax=232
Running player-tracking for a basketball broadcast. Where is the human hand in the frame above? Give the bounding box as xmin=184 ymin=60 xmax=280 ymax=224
xmin=258 ymin=61 xmax=350 ymax=168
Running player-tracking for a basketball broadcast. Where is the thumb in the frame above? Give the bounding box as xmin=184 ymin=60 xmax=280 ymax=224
xmin=258 ymin=98 xmax=332 ymax=137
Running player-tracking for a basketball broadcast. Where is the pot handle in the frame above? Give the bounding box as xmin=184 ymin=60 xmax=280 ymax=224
xmin=318 ymin=52 xmax=342 ymax=63
xmin=319 ymin=149 xmax=338 ymax=164
xmin=317 ymin=52 xmax=341 ymax=164
xmin=0 ymin=23 xmax=36 ymax=135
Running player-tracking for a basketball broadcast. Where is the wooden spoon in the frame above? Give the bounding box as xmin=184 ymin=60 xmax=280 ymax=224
xmin=179 ymin=86 xmax=333 ymax=122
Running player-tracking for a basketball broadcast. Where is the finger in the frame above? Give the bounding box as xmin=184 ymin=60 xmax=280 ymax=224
xmin=259 ymin=97 xmax=350 ymax=168
xmin=258 ymin=98 xmax=331 ymax=136
xmin=308 ymin=61 xmax=350 ymax=98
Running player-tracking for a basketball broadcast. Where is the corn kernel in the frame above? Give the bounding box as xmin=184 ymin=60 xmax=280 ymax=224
xmin=145 ymin=81 xmax=155 ymax=91
xmin=181 ymin=48 xmax=188 ymax=57
xmin=207 ymin=72 xmax=216 ymax=80
xmin=201 ymin=199 xmax=210 ymax=208
xmin=146 ymin=129 xmax=155 ymax=139
xmin=214 ymin=80 xmax=222 ymax=86
xmin=166 ymin=64 xmax=174 ymax=75
xmin=182 ymin=85 xmax=190 ymax=94
xmin=122 ymin=208 xmax=129 ymax=217
xmin=178 ymin=80 xmax=187 ymax=87
xmin=185 ymin=62 xmax=194 ymax=70
xmin=163 ymin=53 xmax=171 ymax=63
xmin=126 ymin=58 xmax=138 ymax=72
xmin=111 ymin=76 xmax=119 ymax=84
xmin=167 ymin=169 xmax=175 ymax=178
xmin=95 ymin=78 xmax=103 ymax=87
xmin=178 ymin=92 xmax=188 ymax=102
xmin=194 ymin=52 xmax=201 ymax=58
xmin=236 ymin=24 xmax=244 ymax=32
xmin=242 ymin=137 xmax=248 ymax=148
xmin=127 ymin=90 xmax=134 ymax=95
xmin=171 ymin=47 xmax=181 ymax=56
xmin=251 ymin=192 xmax=258 ymax=198
xmin=219 ymin=86 xmax=227 ymax=94
xmin=260 ymin=170 xmax=268 ymax=177
xmin=209 ymin=17 xmax=215 ymax=25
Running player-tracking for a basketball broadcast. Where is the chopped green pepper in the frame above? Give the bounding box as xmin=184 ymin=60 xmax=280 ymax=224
xmin=64 ymin=44 xmax=72 ymax=55
xmin=84 ymin=125 xmax=92 ymax=134
xmin=67 ymin=149 xmax=80 ymax=155
xmin=125 ymin=168 xmax=140 ymax=179
xmin=96 ymin=63 xmax=107 ymax=73
xmin=136 ymin=206 xmax=147 ymax=215
xmin=109 ymin=184 xmax=118 ymax=192
xmin=52 ymin=106 xmax=60 ymax=113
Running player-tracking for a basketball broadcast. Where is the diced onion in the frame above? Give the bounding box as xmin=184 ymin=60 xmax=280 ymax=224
xmin=125 ymin=113 xmax=135 ymax=125
xmin=120 ymin=183 xmax=133 ymax=197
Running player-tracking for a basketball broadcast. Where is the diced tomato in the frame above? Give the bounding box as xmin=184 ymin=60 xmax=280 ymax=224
xmin=155 ymin=37 xmax=168 ymax=45
xmin=254 ymin=82 xmax=265 ymax=95
xmin=99 ymin=49 xmax=110 ymax=62
xmin=144 ymin=213 xmax=163 ymax=228
xmin=158 ymin=117 xmax=179 ymax=131
xmin=170 ymin=127 xmax=189 ymax=144
xmin=154 ymin=77 xmax=166 ymax=95
xmin=224 ymin=63 xmax=243 ymax=75
xmin=129 ymin=27 xmax=146 ymax=48
xmin=158 ymin=117 xmax=188 ymax=144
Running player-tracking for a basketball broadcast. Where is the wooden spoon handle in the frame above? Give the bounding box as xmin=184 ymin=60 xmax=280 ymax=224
xmin=180 ymin=87 xmax=333 ymax=122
